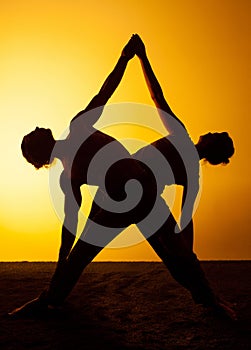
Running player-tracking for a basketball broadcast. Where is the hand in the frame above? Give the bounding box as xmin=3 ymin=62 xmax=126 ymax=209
xmin=133 ymin=34 xmax=146 ymax=58
xmin=121 ymin=35 xmax=136 ymax=60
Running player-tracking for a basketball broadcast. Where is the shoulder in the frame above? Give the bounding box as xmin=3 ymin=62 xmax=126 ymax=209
xmin=69 ymin=114 xmax=87 ymax=133
xmin=70 ymin=106 xmax=105 ymax=132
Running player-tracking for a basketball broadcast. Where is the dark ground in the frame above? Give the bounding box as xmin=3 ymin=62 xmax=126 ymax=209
xmin=0 ymin=261 xmax=250 ymax=350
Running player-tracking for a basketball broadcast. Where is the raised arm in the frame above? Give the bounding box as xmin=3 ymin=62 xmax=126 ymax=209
xmin=71 ymin=36 xmax=135 ymax=126
xmin=133 ymin=34 xmax=186 ymax=134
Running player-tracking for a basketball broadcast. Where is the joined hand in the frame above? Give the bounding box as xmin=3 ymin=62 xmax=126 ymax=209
xmin=122 ymin=34 xmax=146 ymax=60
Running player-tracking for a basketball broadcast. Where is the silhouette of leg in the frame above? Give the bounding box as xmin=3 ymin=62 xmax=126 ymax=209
xmin=44 ymin=240 xmax=105 ymax=306
xmin=8 ymin=241 xmax=106 ymax=317
xmin=44 ymin=197 xmax=126 ymax=306
xmin=138 ymin=198 xmax=217 ymax=307
xmin=44 ymin=175 xmax=157 ymax=306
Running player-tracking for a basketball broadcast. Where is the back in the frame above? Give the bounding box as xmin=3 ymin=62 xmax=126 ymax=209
xmin=133 ymin=136 xmax=188 ymax=188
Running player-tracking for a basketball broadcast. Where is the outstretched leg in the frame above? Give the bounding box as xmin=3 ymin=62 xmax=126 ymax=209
xmin=44 ymin=199 xmax=126 ymax=306
xmin=138 ymin=199 xmax=236 ymax=319
xmin=7 ymin=196 xmax=125 ymax=317
xmin=147 ymin=222 xmax=217 ymax=307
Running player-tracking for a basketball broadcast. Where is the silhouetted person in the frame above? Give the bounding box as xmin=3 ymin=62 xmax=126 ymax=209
xmin=8 ymin=36 xmax=157 ymax=318
xmin=132 ymin=34 xmax=235 ymax=318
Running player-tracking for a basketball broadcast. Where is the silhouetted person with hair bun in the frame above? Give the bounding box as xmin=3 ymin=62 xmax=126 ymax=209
xmin=132 ymin=34 xmax=235 ymax=319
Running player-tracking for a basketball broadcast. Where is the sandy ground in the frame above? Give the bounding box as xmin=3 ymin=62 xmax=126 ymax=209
xmin=0 ymin=261 xmax=250 ymax=350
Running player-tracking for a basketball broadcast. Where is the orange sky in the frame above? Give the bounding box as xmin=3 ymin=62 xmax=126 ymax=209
xmin=0 ymin=0 xmax=250 ymax=261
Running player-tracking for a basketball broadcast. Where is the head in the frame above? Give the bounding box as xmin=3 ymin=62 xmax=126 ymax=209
xmin=197 ymin=132 xmax=234 ymax=165
xmin=21 ymin=127 xmax=55 ymax=169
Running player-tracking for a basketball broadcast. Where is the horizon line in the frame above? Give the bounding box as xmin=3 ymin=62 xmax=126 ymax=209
xmin=0 ymin=259 xmax=250 ymax=263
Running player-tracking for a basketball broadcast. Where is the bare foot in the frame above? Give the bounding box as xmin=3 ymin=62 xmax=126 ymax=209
xmin=205 ymin=298 xmax=237 ymax=321
xmin=6 ymin=297 xmax=48 ymax=319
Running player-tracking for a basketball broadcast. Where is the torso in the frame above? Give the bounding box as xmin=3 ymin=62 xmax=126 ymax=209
xmin=133 ymin=136 xmax=193 ymax=188
xmin=60 ymin=126 xmax=133 ymax=192
xmin=59 ymin=124 xmax=198 ymax=202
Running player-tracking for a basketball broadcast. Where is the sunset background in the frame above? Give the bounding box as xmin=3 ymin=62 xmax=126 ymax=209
xmin=0 ymin=0 xmax=250 ymax=261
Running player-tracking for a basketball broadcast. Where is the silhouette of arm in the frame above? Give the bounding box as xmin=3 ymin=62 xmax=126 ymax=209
xmin=71 ymin=37 xmax=135 ymax=126
xmin=58 ymin=183 xmax=82 ymax=262
xmin=133 ymin=34 xmax=186 ymax=134
xmin=177 ymin=184 xmax=195 ymax=241
xmin=39 ymin=183 xmax=82 ymax=301
xmin=134 ymin=35 xmax=200 ymax=233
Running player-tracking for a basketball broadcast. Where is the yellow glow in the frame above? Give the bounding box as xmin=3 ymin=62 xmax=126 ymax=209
xmin=0 ymin=0 xmax=250 ymax=261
